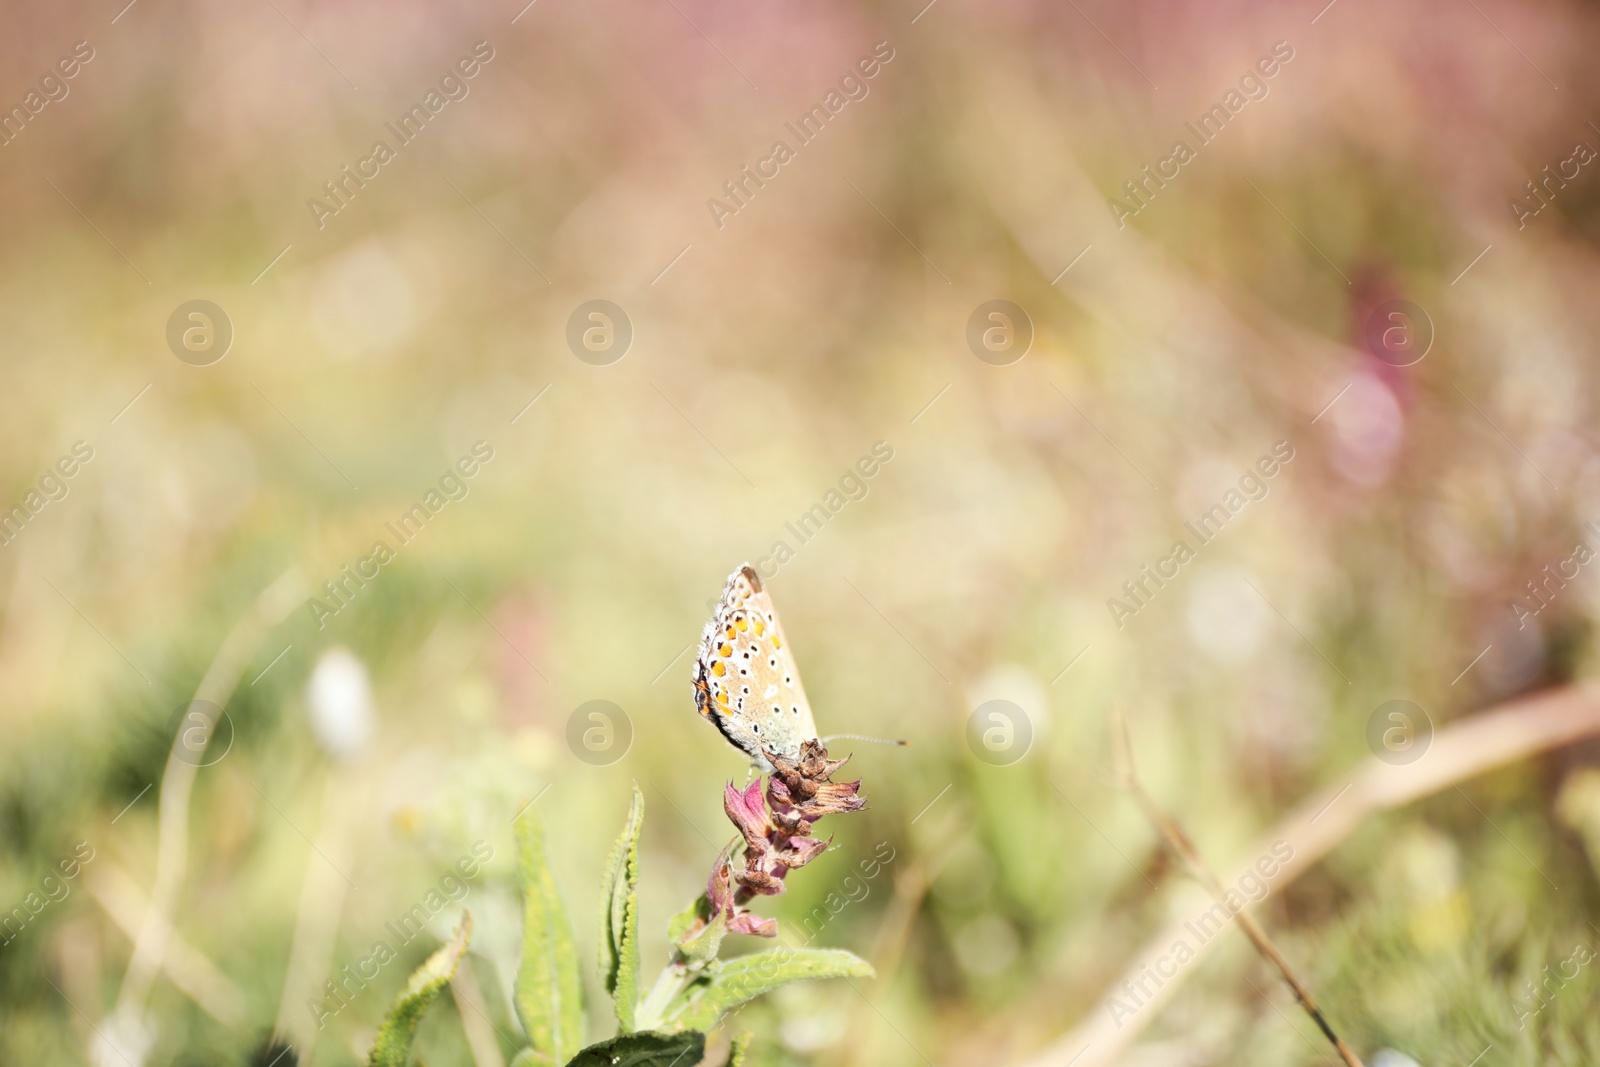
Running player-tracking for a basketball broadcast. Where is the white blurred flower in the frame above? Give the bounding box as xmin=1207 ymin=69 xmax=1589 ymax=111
xmin=1372 ymin=1049 xmax=1423 ymax=1067
xmin=1185 ymin=566 xmax=1269 ymax=665
xmin=776 ymin=993 xmax=847 ymax=1053
xmin=307 ymin=647 xmax=374 ymax=759
xmin=310 ymin=242 xmax=419 ymax=361
xmin=965 ymin=664 xmax=1050 ymax=749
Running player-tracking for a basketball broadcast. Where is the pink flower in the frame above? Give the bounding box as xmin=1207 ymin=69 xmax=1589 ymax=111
xmin=702 ymin=740 xmax=866 ymax=939
xmin=724 ymin=780 xmax=771 ymax=848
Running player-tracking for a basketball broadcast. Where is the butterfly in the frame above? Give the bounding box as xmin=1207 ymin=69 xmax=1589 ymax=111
xmin=693 ymin=564 xmax=909 ymax=770
xmin=693 ymin=565 xmax=816 ymax=771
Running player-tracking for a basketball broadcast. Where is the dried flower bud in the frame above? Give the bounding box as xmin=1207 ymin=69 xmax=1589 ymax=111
xmin=727 ymin=909 xmax=778 ymax=937
xmin=706 ymin=739 xmax=865 ymax=938
xmin=701 ymin=840 xmax=777 ymax=939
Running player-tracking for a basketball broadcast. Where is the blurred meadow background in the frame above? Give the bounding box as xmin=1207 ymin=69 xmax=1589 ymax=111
xmin=6 ymin=0 xmax=1600 ymax=1064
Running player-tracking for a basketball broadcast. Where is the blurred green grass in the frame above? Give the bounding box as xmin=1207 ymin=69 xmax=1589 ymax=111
xmin=5 ymin=0 xmax=1600 ymax=1064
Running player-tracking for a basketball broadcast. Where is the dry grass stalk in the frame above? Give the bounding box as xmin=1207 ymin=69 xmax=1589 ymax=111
xmin=1110 ymin=708 xmax=1364 ymax=1067
xmin=1016 ymin=682 xmax=1600 ymax=1067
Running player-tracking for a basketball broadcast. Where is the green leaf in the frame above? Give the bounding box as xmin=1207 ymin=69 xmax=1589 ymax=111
xmin=665 ymin=896 xmax=706 ymax=944
xmin=562 ymin=1031 xmax=705 ymax=1067
xmin=726 ymin=1031 xmax=753 ymax=1067
xmin=515 ymin=805 xmax=584 ymax=1065
xmin=367 ymin=912 xmax=473 ymax=1067
xmin=666 ymin=948 xmax=873 ymax=1033
xmin=508 ymin=1049 xmax=549 ymax=1067
xmin=599 ymin=785 xmax=645 ymax=1029
xmin=668 ymin=895 xmax=726 ymax=966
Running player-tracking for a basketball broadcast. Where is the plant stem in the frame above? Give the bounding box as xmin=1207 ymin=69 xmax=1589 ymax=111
xmin=634 ymin=962 xmax=689 ymax=1031
xmin=112 ymin=568 xmax=308 ymax=1041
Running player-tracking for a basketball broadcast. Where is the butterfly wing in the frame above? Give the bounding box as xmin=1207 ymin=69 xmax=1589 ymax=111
xmin=693 ymin=564 xmax=819 ymax=766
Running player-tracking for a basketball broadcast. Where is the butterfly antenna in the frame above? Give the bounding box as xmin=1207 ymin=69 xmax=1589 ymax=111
xmin=820 ymin=734 xmax=910 ymax=748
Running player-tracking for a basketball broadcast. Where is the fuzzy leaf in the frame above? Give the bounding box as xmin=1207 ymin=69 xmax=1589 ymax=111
xmin=679 ymin=911 xmax=728 ymax=966
xmin=367 ymin=912 xmax=473 ymax=1067
xmin=666 ymin=948 xmax=873 ymax=1032
xmin=666 ymin=896 xmax=706 ymax=944
xmin=562 ymin=1031 xmax=705 ymax=1067
xmin=668 ymin=894 xmax=727 ymax=966
xmin=515 ymin=805 xmax=584 ymax=1065
xmin=599 ymin=785 xmax=645 ymax=1029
